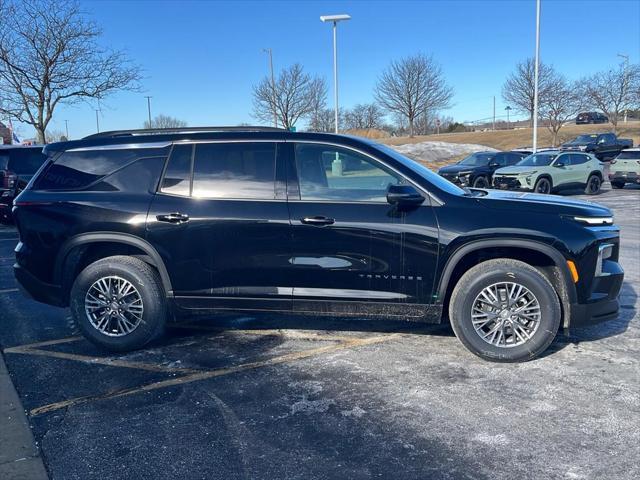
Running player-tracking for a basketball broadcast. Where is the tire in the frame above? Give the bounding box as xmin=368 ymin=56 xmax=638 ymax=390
xmin=534 ymin=177 xmax=552 ymax=194
xmin=472 ymin=176 xmax=490 ymax=188
xmin=611 ymin=181 xmax=625 ymax=189
xmin=70 ymin=255 xmax=167 ymax=352
xmin=584 ymin=174 xmax=601 ymax=195
xmin=449 ymin=259 xmax=561 ymax=362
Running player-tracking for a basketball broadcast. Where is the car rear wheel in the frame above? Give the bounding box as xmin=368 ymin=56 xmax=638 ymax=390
xmin=584 ymin=174 xmax=602 ymax=195
xmin=70 ymin=256 xmax=167 ymax=351
xmin=534 ymin=177 xmax=552 ymax=194
xmin=449 ymin=259 xmax=561 ymax=362
xmin=472 ymin=176 xmax=490 ymax=188
xmin=611 ymin=181 xmax=625 ymax=189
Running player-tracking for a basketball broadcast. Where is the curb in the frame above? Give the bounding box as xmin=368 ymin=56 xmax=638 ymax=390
xmin=0 ymin=350 xmax=48 ymax=479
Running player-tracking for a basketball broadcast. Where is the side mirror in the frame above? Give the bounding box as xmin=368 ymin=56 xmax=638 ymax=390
xmin=554 ymin=161 xmax=565 ymax=167
xmin=488 ymin=161 xmax=500 ymax=168
xmin=387 ymin=184 xmax=425 ymax=207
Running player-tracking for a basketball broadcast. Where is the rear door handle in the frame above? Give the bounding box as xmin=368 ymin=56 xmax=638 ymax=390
xmin=157 ymin=213 xmax=189 ymax=224
xmin=301 ymin=216 xmax=335 ymax=226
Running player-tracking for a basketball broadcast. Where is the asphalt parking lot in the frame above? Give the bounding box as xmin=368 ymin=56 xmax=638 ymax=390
xmin=1 ymin=184 xmax=639 ymax=480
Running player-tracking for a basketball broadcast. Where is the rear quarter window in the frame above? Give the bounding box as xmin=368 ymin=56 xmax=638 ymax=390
xmin=34 ymin=146 xmax=170 ymax=191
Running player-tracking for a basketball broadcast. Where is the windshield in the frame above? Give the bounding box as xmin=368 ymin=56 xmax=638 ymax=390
xmin=571 ymin=135 xmax=598 ymax=143
xmin=616 ymin=150 xmax=640 ymax=160
xmin=459 ymin=152 xmax=495 ymax=166
xmin=373 ymin=143 xmax=466 ymax=196
xmin=517 ymin=153 xmax=557 ymax=167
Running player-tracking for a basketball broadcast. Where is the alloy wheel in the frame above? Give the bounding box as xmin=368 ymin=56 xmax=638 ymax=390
xmin=588 ymin=176 xmax=601 ymax=193
xmin=85 ymin=276 xmax=144 ymax=337
xmin=471 ymin=282 xmax=541 ymax=348
xmin=535 ymin=179 xmax=550 ymax=194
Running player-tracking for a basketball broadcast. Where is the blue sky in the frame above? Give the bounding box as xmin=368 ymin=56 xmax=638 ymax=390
xmin=19 ymin=0 xmax=640 ymax=139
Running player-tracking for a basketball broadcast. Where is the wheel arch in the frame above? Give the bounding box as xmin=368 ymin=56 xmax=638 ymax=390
xmin=55 ymin=232 xmax=173 ymax=301
xmin=437 ymin=239 xmax=576 ymax=327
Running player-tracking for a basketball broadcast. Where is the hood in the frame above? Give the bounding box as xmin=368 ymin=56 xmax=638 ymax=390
xmin=438 ymin=164 xmax=479 ymax=175
xmin=494 ymin=165 xmax=539 ymax=175
xmin=477 ymin=189 xmax=611 ymax=217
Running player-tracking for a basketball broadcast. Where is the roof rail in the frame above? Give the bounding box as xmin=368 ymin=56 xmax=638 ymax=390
xmin=83 ymin=126 xmax=287 ymax=139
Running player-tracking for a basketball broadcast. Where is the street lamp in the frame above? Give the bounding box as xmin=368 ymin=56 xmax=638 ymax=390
xmin=505 ymin=106 xmax=512 ymax=127
xmin=532 ymin=0 xmax=541 ymax=153
xmin=320 ymin=14 xmax=351 ymax=134
xmin=144 ymin=96 xmax=152 ymax=127
xmin=617 ymin=53 xmax=629 ymax=123
xmin=262 ymin=48 xmax=278 ymax=128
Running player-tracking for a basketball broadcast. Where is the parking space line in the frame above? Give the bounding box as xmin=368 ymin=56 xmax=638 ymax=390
xmin=4 ymin=336 xmax=83 ymax=351
xmin=28 ymin=333 xmax=399 ymax=417
xmin=6 ymin=347 xmax=200 ymax=374
xmin=0 ymin=288 xmax=19 ymax=294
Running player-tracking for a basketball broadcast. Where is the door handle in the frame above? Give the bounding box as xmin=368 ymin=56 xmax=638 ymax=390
xmin=157 ymin=213 xmax=189 ymax=224
xmin=301 ymin=216 xmax=335 ymax=226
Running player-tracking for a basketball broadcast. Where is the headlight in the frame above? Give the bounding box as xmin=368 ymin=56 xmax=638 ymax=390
xmin=519 ymin=171 xmax=537 ymax=176
xmin=573 ymin=216 xmax=614 ymax=225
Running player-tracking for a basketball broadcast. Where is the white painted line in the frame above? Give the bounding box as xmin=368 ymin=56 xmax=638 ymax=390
xmin=0 ymin=288 xmax=19 ymax=294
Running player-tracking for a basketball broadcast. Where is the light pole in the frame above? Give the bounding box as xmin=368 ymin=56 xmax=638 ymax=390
xmin=505 ymin=106 xmax=512 ymax=128
xmin=64 ymin=119 xmax=69 ymax=139
xmin=320 ymin=14 xmax=351 ymax=134
xmin=617 ymin=53 xmax=629 ymax=123
xmin=144 ymin=96 xmax=152 ymax=127
xmin=262 ymin=48 xmax=278 ymax=128
xmin=95 ymin=109 xmax=100 ymax=133
xmin=492 ymin=96 xmax=496 ymax=130
xmin=532 ymin=0 xmax=541 ymax=153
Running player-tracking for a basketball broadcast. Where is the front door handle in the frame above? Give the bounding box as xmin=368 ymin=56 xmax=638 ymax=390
xmin=157 ymin=213 xmax=189 ymax=224
xmin=301 ymin=216 xmax=335 ymax=226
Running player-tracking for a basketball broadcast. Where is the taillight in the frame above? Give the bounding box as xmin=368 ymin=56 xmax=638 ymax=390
xmin=610 ymin=159 xmax=617 ymax=165
xmin=0 ymin=170 xmax=17 ymax=189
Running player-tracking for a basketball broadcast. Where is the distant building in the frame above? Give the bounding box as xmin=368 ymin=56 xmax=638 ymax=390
xmin=0 ymin=122 xmax=10 ymax=145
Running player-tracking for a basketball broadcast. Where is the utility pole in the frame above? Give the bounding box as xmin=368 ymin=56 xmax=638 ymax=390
xmin=320 ymin=14 xmax=351 ymax=134
xmin=617 ymin=53 xmax=629 ymax=123
xmin=145 ymin=96 xmax=152 ymax=127
xmin=95 ymin=109 xmax=100 ymax=133
xmin=505 ymin=106 xmax=512 ymax=128
xmin=532 ymin=0 xmax=541 ymax=153
xmin=64 ymin=120 xmax=69 ymax=139
xmin=492 ymin=96 xmax=496 ymax=130
xmin=262 ymin=49 xmax=277 ymax=128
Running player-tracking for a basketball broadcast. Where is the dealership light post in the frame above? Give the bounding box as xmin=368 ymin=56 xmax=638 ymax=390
xmin=532 ymin=0 xmax=541 ymax=153
xmin=320 ymin=14 xmax=350 ymax=134
xmin=505 ymin=106 xmax=511 ymax=127
xmin=617 ymin=53 xmax=629 ymax=123
xmin=95 ymin=109 xmax=100 ymax=133
xmin=145 ymin=96 xmax=152 ymax=127
xmin=64 ymin=119 xmax=69 ymax=139
xmin=262 ymin=48 xmax=278 ymax=128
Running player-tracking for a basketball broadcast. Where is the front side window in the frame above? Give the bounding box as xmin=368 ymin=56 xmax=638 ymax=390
xmin=294 ymin=143 xmax=403 ymax=202
xmin=192 ymin=142 xmax=276 ymax=199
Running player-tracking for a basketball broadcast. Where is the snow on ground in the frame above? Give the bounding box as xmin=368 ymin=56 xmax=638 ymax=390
xmin=389 ymin=141 xmax=498 ymax=164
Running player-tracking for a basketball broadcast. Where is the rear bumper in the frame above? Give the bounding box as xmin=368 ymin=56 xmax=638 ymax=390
xmin=14 ymin=263 xmax=65 ymax=307
xmin=609 ymin=172 xmax=640 ymax=184
xmin=569 ymin=260 xmax=624 ymax=327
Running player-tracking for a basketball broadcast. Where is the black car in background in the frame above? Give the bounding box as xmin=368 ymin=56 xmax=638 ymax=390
xmin=576 ymin=112 xmax=609 ymax=124
xmin=437 ymin=151 xmax=527 ymax=188
xmin=0 ymin=145 xmax=47 ymax=223
xmin=12 ymin=127 xmax=623 ymax=362
xmin=561 ymin=133 xmax=633 ymax=161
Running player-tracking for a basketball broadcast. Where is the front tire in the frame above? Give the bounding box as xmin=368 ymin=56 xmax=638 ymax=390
xmin=534 ymin=177 xmax=552 ymax=194
xmin=472 ymin=176 xmax=489 ymax=188
xmin=584 ymin=174 xmax=601 ymax=195
xmin=70 ymin=256 xmax=167 ymax=352
xmin=449 ymin=259 xmax=561 ymax=362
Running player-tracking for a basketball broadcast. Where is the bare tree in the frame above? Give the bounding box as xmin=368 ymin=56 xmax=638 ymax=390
xmin=540 ymin=74 xmax=583 ymax=146
xmin=45 ymin=129 xmax=67 ymax=143
xmin=252 ymin=63 xmax=327 ymax=130
xmin=308 ymin=108 xmax=343 ymax=133
xmin=501 ymin=58 xmax=555 ymax=127
xmin=578 ymin=63 xmax=640 ymax=133
xmin=143 ymin=114 xmax=187 ymax=129
xmin=0 ymin=0 xmax=141 ymax=144
xmin=375 ymin=54 xmax=453 ymax=137
xmin=343 ymin=103 xmax=385 ymax=130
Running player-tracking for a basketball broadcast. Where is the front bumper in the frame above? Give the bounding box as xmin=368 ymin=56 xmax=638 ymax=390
xmin=492 ymin=176 xmax=533 ymax=191
xmin=14 ymin=263 xmax=65 ymax=307
xmin=568 ymin=259 xmax=624 ymax=327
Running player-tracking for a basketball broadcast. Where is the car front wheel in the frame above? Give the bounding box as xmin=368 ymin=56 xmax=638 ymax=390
xmin=70 ymin=256 xmax=167 ymax=351
xmin=584 ymin=174 xmax=601 ymax=195
xmin=449 ymin=259 xmax=561 ymax=362
xmin=472 ymin=176 xmax=489 ymax=188
xmin=534 ymin=177 xmax=552 ymax=194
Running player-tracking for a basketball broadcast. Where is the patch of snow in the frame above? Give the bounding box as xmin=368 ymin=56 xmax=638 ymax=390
xmin=340 ymin=406 xmax=366 ymax=418
xmin=389 ymin=141 xmax=497 ymax=164
xmin=290 ymin=397 xmax=334 ymax=415
xmin=473 ymin=433 xmax=509 ymax=446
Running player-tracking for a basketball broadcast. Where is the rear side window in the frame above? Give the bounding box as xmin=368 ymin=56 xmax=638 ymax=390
xmin=570 ymin=154 xmax=590 ymax=165
xmin=34 ymin=146 xmax=169 ymax=191
xmin=160 ymin=144 xmax=192 ymax=196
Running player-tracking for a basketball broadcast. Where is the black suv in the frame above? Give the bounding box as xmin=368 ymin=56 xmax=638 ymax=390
xmin=12 ymin=127 xmax=624 ymax=362
xmin=0 ymin=145 xmax=47 ymax=223
xmin=437 ymin=151 xmax=527 ymax=188
xmin=576 ymin=112 xmax=608 ymax=124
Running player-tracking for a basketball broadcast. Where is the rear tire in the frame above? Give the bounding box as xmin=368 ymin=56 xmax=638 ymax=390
xmin=449 ymin=259 xmax=561 ymax=362
xmin=611 ymin=181 xmax=625 ymax=189
xmin=70 ymin=256 xmax=167 ymax=352
xmin=584 ymin=174 xmax=601 ymax=195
